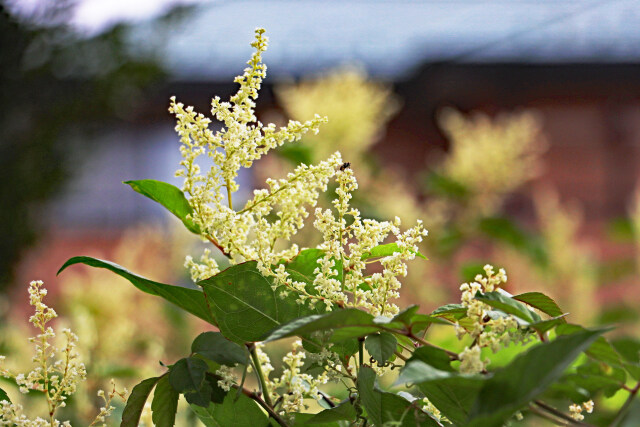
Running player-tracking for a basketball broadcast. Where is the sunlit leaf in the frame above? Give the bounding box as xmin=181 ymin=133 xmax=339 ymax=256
xmin=58 ymin=256 xmax=216 ymax=324
xmin=124 ymin=179 xmax=201 ymax=234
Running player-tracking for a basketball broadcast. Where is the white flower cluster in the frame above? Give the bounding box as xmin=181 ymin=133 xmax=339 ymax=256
xmin=215 ymin=365 xmax=236 ymax=392
xmin=456 ymin=266 xmax=522 ymax=374
xmin=569 ymin=400 xmax=594 ymax=421
xmin=310 ymin=168 xmax=428 ymax=314
xmin=0 ymin=281 xmax=87 ymax=426
xmin=170 ymin=28 xmax=330 ymax=280
xmin=421 ymin=397 xmax=449 ymax=424
xmin=170 ymin=28 xmax=428 ymax=318
xmin=91 ymin=381 xmax=127 ymax=427
xmin=268 ymin=341 xmax=329 ymax=414
xmin=0 ymin=281 xmax=125 ymax=427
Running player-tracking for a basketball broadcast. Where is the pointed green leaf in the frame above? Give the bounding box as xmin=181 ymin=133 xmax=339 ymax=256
xmin=263 ymin=308 xmax=397 ymax=343
xmin=408 ymin=346 xmax=455 ymax=372
xmin=395 ymin=361 xmax=483 ymax=426
xmin=169 ymin=357 xmax=208 ymax=393
xmin=474 ymin=291 xmax=540 ymax=323
xmin=468 ymin=327 xmax=608 ymax=426
xmin=58 ymin=256 xmax=216 ymax=325
xmin=125 ymin=179 xmax=201 ymax=234
xmin=365 ymin=332 xmax=397 ymax=364
xmin=307 ymin=401 xmax=357 ymax=424
xmin=528 ymin=315 xmax=569 ymax=334
xmin=0 ymin=387 xmax=10 ymax=404
xmin=513 ymin=292 xmax=565 ymax=319
xmin=190 ymin=389 xmax=268 ymax=427
xmin=192 ymin=332 xmax=248 ymax=366
xmin=362 ymin=242 xmax=427 ymax=261
xmin=199 ymin=262 xmax=323 ymax=343
xmin=151 ymin=376 xmax=179 ymax=427
xmin=358 ymin=366 xmax=440 ymax=426
xmin=284 ymin=248 xmax=325 ymax=281
xmin=121 ymin=377 xmax=160 ymax=427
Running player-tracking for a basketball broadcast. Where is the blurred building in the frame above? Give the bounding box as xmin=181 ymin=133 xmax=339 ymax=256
xmin=16 ymin=0 xmax=640 ymax=285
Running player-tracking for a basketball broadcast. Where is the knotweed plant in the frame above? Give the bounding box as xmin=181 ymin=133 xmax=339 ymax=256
xmin=0 ymin=281 xmax=125 ymax=426
xmin=24 ymin=28 xmax=639 ymax=426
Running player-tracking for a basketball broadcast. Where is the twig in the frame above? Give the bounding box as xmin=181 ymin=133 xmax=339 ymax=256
xmin=405 ymin=331 xmax=459 ymax=360
xmin=240 ymin=388 xmax=289 ymax=427
xmin=534 ymin=400 xmax=596 ymax=427
xmin=610 ymin=381 xmax=640 ymax=426
xmin=529 ymin=403 xmax=571 ymax=426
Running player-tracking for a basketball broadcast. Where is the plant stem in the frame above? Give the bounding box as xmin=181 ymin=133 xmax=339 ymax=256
xmin=240 ymin=388 xmax=289 ymax=427
xmin=405 ymin=331 xmax=459 ymax=360
xmin=394 ymin=351 xmax=408 ymax=362
xmin=249 ymin=345 xmax=274 ymax=408
xmin=610 ymin=381 xmax=640 ymax=426
xmin=358 ymin=337 xmax=364 ymax=368
xmin=534 ymin=400 xmax=596 ymax=426
xmin=529 ymin=403 xmax=570 ymax=426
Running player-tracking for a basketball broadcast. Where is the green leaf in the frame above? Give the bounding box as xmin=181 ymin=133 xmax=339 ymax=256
xmin=125 ymin=179 xmax=201 ymax=234
xmin=121 ymin=377 xmax=160 ymax=427
xmin=307 ymin=401 xmax=357 ymax=424
xmin=557 ymin=324 xmax=625 ymax=366
xmin=292 ymin=413 xmax=342 ymax=426
xmin=200 ymin=262 xmax=323 ymax=343
xmin=58 ymin=257 xmax=216 ymax=324
xmin=190 ymin=389 xmax=269 ymax=427
xmin=395 ymin=360 xmax=484 ymax=425
xmin=151 ymin=376 xmax=179 ymax=427
xmin=528 ymin=315 xmax=568 ymax=334
xmin=475 ymin=291 xmax=540 ymax=323
xmin=358 ymin=366 xmax=440 ymax=426
xmin=429 ymin=304 xmax=475 ymax=331
xmin=408 ymin=346 xmax=455 ymax=372
xmin=513 ymin=292 xmax=565 ymax=319
xmin=0 ymin=387 xmax=10 ymax=404
xmin=361 ymin=242 xmax=427 ymax=261
xmin=192 ymin=332 xmax=248 ymax=366
xmin=365 ymin=332 xmax=397 ymax=364
xmin=263 ymin=308 xmax=398 ymax=344
xmin=419 ymin=378 xmax=483 ymax=425
xmin=467 ymin=327 xmax=608 ymax=426
xmin=283 ymin=248 xmax=325 ymax=281
xmin=169 ymin=357 xmax=208 ymax=393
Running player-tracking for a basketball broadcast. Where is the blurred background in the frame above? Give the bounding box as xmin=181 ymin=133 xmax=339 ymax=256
xmin=2 ymin=0 xmax=640 ymax=424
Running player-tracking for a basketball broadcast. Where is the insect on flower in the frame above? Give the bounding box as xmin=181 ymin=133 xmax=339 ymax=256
xmin=339 ymin=162 xmax=351 ymax=171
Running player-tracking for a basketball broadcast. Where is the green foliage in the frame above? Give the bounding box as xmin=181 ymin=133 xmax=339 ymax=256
xmin=124 ymin=180 xmax=201 ymax=234
xmin=190 ymin=389 xmax=269 ymax=427
xmin=199 ymin=262 xmax=324 ymax=343
xmin=52 ymin=28 xmax=638 ymax=427
xmin=58 ymin=256 xmax=215 ymax=324
xmin=358 ymin=366 xmax=440 ymax=426
xmin=121 ymin=377 xmax=160 ymax=427
xmin=308 ymin=401 xmax=357 ymax=424
xmin=169 ymin=357 xmax=208 ymax=393
xmin=192 ymin=332 xmax=249 ymax=366
xmin=365 ymin=332 xmax=397 ymax=365
xmin=467 ymin=327 xmax=606 ymax=426
xmin=361 ymin=243 xmax=428 ymax=261
xmin=151 ymin=376 xmax=179 ymax=427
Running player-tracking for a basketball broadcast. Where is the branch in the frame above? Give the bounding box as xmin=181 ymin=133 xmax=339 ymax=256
xmin=534 ymin=400 xmax=597 ymax=427
xmin=240 ymin=388 xmax=289 ymax=427
xmin=610 ymin=381 xmax=640 ymax=427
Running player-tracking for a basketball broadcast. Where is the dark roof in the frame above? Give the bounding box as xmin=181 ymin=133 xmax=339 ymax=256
xmin=135 ymin=0 xmax=640 ymax=80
